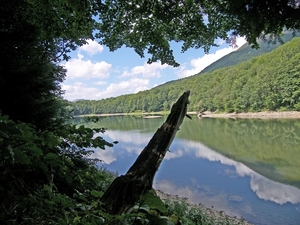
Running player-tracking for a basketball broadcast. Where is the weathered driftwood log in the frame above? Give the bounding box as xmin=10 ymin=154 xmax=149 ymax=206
xmin=100 ymin=91 xmax=190 ymax=215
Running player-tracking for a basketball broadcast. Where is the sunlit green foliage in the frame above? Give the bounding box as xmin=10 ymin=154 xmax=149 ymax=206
xmin=2 ymin=0 xmax=300 ymax=223
xmin=71 ymin=38 xmax=300 ymax=114
xmin=201 ymin=32 xmax=300 ymax=74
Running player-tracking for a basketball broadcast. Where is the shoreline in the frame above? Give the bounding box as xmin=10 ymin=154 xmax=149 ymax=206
xmin=155 ymin=190 xmax=253 ymax=225
xmin=78 ymin=111 xmax=300 ymax=119
xmin=191 ymin=110 xmax=300 ymax=119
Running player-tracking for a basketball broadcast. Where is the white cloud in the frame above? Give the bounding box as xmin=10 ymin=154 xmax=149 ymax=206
xmin=62 ymin=77 xmax=149 ymax=101
xmin=64 ymin=54 xmax=111 ymax=79
xmin=177 ymin=37 xmax=247 ymax=78
xmin=120 ymin=70 xmax=132 ymax=77
xmin=80 ymin=39 xmax=104 ymax=55
xmin=62 ymin=82 xmax=101 ymax=100
xmin=120 ymin=62 xmax=169 ymax=78
xmin=96 ymin=78 xmax=149 ymax=99
xmin=94 ymin=81 xmax=107 ymax=85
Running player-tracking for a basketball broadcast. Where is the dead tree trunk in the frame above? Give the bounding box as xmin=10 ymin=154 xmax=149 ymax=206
xmin=100 ymin=91 xmax=190 ymax=215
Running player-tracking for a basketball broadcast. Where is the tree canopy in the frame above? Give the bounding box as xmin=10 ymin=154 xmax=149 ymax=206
xmin=2 ymin=0 xmax=299 ymax=67
xmin=1 ymin=0 xmax=300 ymax=224
xmin=95 ymin=0 xmax=300 ymax=66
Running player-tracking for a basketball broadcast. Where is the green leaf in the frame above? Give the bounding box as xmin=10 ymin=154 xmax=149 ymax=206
xmin=168 ymin=215 xmax=179 ymax=224
xmin=140 ymin=190 xmax=167 ymax=213
xmin=44 ymin=152 xmax=58 ymax=161
xmin=14 ymin=148 xmax=30 ymax=165
xmin=139 ymin=205 xmax=150 ymax=212
xmin=44 ymin=152 xmax=61 ymax=167
xmin=90 ymin=190 xmax=103 ymax=197
xmin=0 ymin=130 xmax=9 ymax=138
xmin=73 ymin=216 xmax=81 ymax=222
xmin=155 ymin=218 xmax=170 ymax=225
xmin=0 ymin=122 xmax=24 ymax=144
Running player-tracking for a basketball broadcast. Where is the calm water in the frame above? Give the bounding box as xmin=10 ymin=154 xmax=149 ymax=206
xmin=75 ymin=116 xmax=300 ymax=225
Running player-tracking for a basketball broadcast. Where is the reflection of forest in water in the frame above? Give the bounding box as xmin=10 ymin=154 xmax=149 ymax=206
xmin=179 ymin=117 xmax=300 ymax=189
xmin=74 ymin=116 xmax=300 ymax=189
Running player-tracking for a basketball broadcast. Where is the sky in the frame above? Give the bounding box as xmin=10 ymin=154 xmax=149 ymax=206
xmin=62 ymin=37 xmax=247 ymax=101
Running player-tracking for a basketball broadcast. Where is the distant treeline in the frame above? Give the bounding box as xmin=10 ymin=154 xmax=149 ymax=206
xmin=69 ymin=37 xmax=300 ymax=115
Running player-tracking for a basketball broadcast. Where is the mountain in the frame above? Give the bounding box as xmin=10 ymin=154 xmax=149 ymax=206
xmin=200 ymin=32 xmax=299 ymax=74
xmin=70 ymin=35 xmax=300 ymax=115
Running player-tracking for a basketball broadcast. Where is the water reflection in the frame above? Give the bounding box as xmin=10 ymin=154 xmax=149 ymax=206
xmin=153 ymin=179 xmax=248 ymax=218
xmin=93 ymin=130 xmax=300 ymax=206
xmin=250 ymin=173 xmax=300 ymax=205
xmin=85 ymin=117 xmax=300 ymax=224
xmin=79 ymin=116 xmax=300 ymax=189
xmin=170 ymin=140 xmax=300 ymax=205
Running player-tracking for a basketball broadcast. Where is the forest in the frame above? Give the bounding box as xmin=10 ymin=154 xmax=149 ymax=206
xmin=70 ymin=37 xmax=300 ymax=115
xmin=1 ymin=0 xmax=300 ymax=224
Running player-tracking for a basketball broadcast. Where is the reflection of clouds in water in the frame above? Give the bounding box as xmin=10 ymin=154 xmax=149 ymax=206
xmin=104 ymin=130 xmax=185 ymax=158
xmin=124 ymin=146 xmax=143 ymax=155
xmin=96 ymin=129 xmax=300 ymax=205
xmin=91 ymin=148 xmax=116 ymax=164
xmin=251 ymin=173 xmax=300 ymax=205
xmin=95 ymin=130 xmax=149 ymax=161
xmin=228 ymin=195 xmax=243 ymax=202
xmin=104 ymin=130 xmax=149 ymax=148
xmin=154 ymin=179 xmax=246 ymax=218
xmin=191 ymin=178 xmax=211 ymax=191
xmin=185 ymin=141 xmax=250 ymax=177
xmin=177 ymin=140 xmax=300 ymax=205
xmin=165 ymin=149 xmax=184 ymax=160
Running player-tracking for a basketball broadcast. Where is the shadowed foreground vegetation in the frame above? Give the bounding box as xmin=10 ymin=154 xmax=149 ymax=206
xmin=2 ymin=0 xmax=299 ymax=224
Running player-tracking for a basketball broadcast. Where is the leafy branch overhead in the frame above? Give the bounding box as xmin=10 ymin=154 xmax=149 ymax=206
xmin=3 ymin=0 xmax=299 ymax=67
xmin=1 ymin=0 xmax=300 ymax=224
xmin=95 ymin=0 xmax=300 ymax=66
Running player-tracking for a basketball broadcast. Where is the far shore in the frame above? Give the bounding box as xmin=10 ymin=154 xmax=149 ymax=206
xmin=196 ymin=110 xmax=300 ymax=119
xmin=77 ymin=111 xmax=300 ymax=119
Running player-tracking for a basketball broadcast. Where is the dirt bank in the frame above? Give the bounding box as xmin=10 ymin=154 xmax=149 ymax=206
xmin=197 ymin=111 xmax=300 ymax=119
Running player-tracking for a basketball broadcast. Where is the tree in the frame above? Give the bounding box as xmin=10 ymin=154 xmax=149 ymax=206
xmin=1 ymin=0 xmax=300 ymax=223
xmin=216 ymin=0 xmax=300 ymax=47
xmin=0 ymin=1 xmax=115 ymax=223
xmin=95 ymin=0 xmax=300 ymax=66
xmin=0 ymin=0 xmax=93 ymax=129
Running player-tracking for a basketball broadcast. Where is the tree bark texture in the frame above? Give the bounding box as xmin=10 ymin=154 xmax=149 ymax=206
xmin=100 ymin=91 xmax=190 ymax=215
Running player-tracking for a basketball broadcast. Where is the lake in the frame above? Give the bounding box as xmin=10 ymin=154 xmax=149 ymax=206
xmin=75 ymin=115 xmax=300 ymax=225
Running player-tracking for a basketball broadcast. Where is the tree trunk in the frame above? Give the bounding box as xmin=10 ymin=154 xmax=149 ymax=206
xmin=100 ymin=91 xmax=190 ymax=215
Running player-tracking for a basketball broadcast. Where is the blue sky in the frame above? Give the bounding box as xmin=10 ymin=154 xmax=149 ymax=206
xmin=61 ymin=37 xmax=247 ymax=101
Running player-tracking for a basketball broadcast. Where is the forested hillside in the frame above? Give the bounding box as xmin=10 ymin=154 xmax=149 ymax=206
xmin=200 ymin=32 xmax=299 ymax=74
xmin=2 ymin=0 xmax=300 ymax=224
xmin=70 ymin=37 xmax=300 ymax=115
